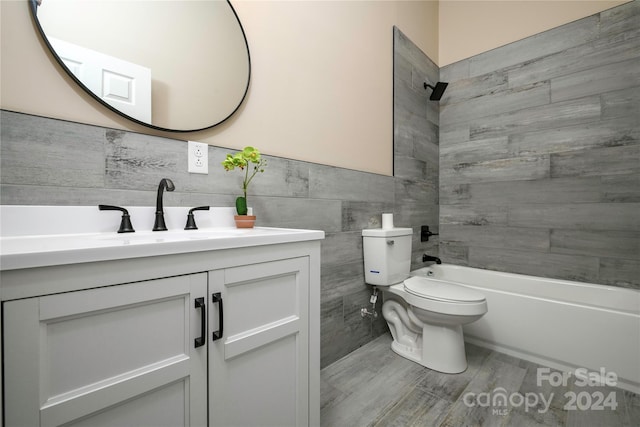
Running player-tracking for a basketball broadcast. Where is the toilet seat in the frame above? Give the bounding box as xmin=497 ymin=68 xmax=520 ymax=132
xmin=404 ymin=276 xmax=485 ymax=303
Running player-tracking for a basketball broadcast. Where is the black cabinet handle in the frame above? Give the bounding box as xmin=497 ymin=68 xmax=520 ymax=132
xmin=194 ymin=297 xmax=206 ymax=348
xmin=212 ymin=292 xmax=223 ymax=341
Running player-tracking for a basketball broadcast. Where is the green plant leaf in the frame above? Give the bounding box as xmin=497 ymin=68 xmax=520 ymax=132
xmin=235 ymin=196 xmax=248 ymax=215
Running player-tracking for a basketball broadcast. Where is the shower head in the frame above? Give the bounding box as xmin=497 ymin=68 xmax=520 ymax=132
xmin=423 ymin=81 xmax=448 ymax=101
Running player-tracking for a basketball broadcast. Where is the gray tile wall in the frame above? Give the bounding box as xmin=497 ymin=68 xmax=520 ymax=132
xmin=439 ymin=1 xmax=639 ymax=289
xmin=0 ymin=25 xmax=440 ymax=367
xmin=321 ymin=27 xmax=441 ymax=365
xmin=8 ymin=2 xmax=633 ymax=369
xmin=393 ymin=25 xmax=441 ymax=265
xmin=1 ymin=30 xmax=440 ymax=366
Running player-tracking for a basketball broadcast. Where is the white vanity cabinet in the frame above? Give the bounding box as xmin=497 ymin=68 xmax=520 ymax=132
xmin=1 ymin=235 xmax=322 ymax=427
xmin=4 ymin=274 xmax=209 ymax=427
xmin=209 ymin=257 xmax=310 ymax=427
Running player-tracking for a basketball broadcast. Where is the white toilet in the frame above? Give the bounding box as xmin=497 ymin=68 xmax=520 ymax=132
xmin=362 ymin=227 xmax=488 ymax=373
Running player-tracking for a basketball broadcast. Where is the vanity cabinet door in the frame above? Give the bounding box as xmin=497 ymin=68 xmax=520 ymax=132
xmin=209 ymin=257 xmax=310 ymax=427
xmin=3 ymin=273 xmax=208 ymax=427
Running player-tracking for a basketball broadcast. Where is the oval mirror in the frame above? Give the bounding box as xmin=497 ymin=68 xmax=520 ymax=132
xmin=29 ymin=0 xmax=251 ymax=132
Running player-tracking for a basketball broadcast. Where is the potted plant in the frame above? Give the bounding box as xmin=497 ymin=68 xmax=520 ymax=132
xmin=221 ymin=146 xmax=267 ymax=228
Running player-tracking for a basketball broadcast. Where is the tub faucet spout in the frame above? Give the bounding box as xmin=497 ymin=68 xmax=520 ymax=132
xmin=153 ymin=178 xmax=175 ymax=231
xmin=422 ymin=254 xmax=441 ymax=264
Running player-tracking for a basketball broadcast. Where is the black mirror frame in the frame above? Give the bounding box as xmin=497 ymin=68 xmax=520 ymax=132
xmin=28 ymin=0 xmax=251 ymax=133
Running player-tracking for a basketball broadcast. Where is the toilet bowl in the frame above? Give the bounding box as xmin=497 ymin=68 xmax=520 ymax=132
xmin=362 ymin=227 xmax=488 ymax=374
xmin=383 ymin=277 xmax=487 ymax=373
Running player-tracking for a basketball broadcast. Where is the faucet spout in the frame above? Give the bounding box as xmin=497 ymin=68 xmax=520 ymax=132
xmin=153 ymin=178 xmax=175 ymax=231
xmin=422 ymin=254 xmax=442 ymax=264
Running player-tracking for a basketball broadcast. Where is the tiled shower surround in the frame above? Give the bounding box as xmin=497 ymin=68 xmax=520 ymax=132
xmin=439 ymin=0 xmax=639 ymax=289
xmin=1 ymin=0 xmax=637 ymax=370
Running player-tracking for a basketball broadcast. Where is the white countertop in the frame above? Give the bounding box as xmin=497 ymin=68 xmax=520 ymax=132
xmin=0 ymin=206 xmax=324 ymax=270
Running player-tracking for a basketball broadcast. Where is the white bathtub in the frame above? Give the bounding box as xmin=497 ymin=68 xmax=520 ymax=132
xmin=411 ymin=264 xmax=640 ymax=394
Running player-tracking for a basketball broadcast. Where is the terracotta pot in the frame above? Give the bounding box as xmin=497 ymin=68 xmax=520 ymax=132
xmin=234 ymin=215 xmax=256 ymax=228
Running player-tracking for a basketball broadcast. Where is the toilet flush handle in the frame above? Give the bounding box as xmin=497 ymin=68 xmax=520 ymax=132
xmin=387 ymin=240 xmax=394 ymax=246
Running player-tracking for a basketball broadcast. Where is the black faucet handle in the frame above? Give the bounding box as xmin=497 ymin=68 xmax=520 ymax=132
xmin=185 ymin=206 xmax=210 ymax=230
xmin=98 ymin=205 xmax=135 ymax=233
xmin=420 ymin=225 xmax=439 ymax=242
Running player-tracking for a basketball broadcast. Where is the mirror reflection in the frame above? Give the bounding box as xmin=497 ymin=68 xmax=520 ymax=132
xmin=31 ymin=0 xmax=251 ymax=132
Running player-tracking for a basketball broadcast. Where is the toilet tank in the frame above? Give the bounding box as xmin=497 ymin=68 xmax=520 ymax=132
xmin=362 ymin=228 xmax=412 ymax=286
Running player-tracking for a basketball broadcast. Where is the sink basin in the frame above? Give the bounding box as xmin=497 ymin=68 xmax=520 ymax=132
xmin=94 ymin=228 xmax=251 ymax=244
xmin=0 ymin=206 xmax=325 ymax=271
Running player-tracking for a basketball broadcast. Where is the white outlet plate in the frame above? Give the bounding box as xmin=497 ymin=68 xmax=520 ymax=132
xmin=188 ymin=140 xmax=208 ymax=174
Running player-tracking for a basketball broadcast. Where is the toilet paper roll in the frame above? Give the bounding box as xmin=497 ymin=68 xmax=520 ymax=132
xmin=382 ymin=213 xmax=394 ymax=229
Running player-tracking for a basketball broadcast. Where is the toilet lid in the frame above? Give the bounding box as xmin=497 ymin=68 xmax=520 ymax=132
xmin=404 ymin=276 xmax=485 ymax=303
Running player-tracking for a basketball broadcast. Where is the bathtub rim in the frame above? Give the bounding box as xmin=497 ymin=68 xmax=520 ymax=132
xmin=411 ymin=264 xmax=640 ymax=315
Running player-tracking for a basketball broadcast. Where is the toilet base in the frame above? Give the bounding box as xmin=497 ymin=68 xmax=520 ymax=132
xmin=389 ymin=323 xmax=467 ymax=374
xmin=382 ymin=298 xmax=470 ymax=374
xmin=421 ymin=323 xmax=467 ymax=374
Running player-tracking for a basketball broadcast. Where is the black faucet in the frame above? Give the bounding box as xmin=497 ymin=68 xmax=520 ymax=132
xmin=99 ymin=205 xmax=135 ymax=233
xmin=422 ymin=254 xmax=442 ymax=264
xmin=153 ymin=178 xmax=175 ymax=231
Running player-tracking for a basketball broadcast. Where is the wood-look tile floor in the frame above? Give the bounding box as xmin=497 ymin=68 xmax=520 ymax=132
xmin=321 ymin=334 xmax=640 ymax=427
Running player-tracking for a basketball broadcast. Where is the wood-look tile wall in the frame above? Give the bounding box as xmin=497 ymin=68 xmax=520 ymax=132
xmin=0 ymin=25 xmax=439 ymax=367
xmin=439 ymin=1 xmax=639 ymax=289
xmin=6 ymin=3 xmax=634 ymax=370
xmin=1 ymin=29 xmax=439 ymax=366
xmin=321 ymin=27 xmax=441 ymax=365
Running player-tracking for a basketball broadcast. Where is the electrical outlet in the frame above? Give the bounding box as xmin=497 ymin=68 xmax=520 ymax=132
xmin=188 ymin=141 xmax=208 ymax=174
